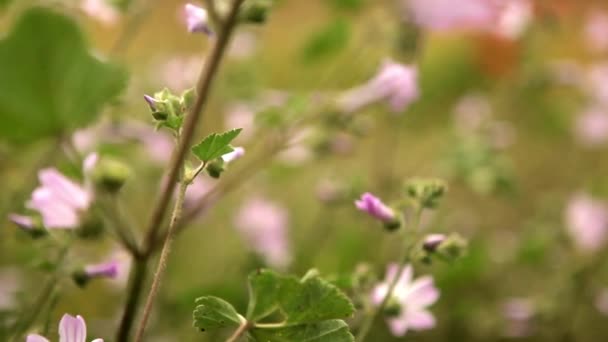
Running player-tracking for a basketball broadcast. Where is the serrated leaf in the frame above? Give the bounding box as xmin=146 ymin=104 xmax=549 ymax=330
xmin=250 ymin=319 xmax=354 ymax=342
xmin=0 ymin=7 xmax=127 ymax=145
xmin=247 ymin=269 xmax=283 ymax=321
xmin=191 ymin=128 xmax=243 ymax=162
xmin=193 ymin=296 xmax=242 ymax=332
xmin=279 ymin=274 xmax=355 ymax=324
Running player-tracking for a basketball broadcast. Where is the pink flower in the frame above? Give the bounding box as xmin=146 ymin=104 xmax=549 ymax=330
xmin=495 ymin=0 xmax=533 ymax=39
xmin=84 ymin=260 xmax=120 ymax=279
xmin=222 ymin=147 xmax=245 ymax=163
xmin=372 ymin=264 xmax=440 ymax=336
xmin=157 ymin=56 xmax=202 ymax=92
xmin=338 ymin=61 xmax=419 ymax=113
xmin=565 ymin=193 xmax=608 ymax=252
xmin=355 ymin=193 xmax=396 ymax=223
xmin=234 ymin=197 xmax=291 ymax=270
xmin=574 ymin=106 xmax=608 ymax=147
xmin=27 ymin=163 xmax=94 ymax=229
xmin=184 ymin=3 xmax=212 ymax=35
xmin=453 ymin=94 xmax=491 ymax=133
xmin=584 ymin=10 xmax=608 ymax=54
xmin=8 ymin=214 xmax=36 ymax=231
xmin=27 ymin=314 xmax=102 ymax=342
xmin=80 ymin=0 xmax=119 ymax=25
xmin=405 ymin=0 xmax=502 ymax=31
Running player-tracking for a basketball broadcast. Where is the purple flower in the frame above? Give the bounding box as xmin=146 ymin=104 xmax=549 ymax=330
xmin=372 ymin=264 xmax=440 ymax=336
xmin=27 ymin=167 xmax=93 ymax=229
xmin=222 ymin=147 xmax=245 ymax=163
xmin=235 ymin=197 xmax=291 ymax=270
xmin=355 ymin=193 xmax=396 ymax=223
xmin=84 ymin=260 xmax=120 ymax=279
xmin=143 ymin=94 xmax=158 ymax=111
xmin=339 ymin=61 xmax=419 ymax=113
xmin=565 ymin=193 xmax=608 ymax=252
xmin=184 ymin=3 xmax=212 ymax=35
xmin=27 ymin=313 xmax=103 ymax=342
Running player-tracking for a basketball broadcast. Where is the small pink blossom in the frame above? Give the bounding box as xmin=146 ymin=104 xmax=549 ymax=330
xmin=339 ymin=61 xmax=419 ymax=113
xmin=27 ymin=164 xmax=94 ymax=229
xmin=27 ymin=314 xmax=103 ymax=342
xmin=355 ymin=193 xmax=396 ymax=223
xmin=574 ymin=106 xmax=608 ymax=147
xmin=372 ymin=264 xmax=440 ymax=336
xmin=8 ymin=214 xmax=36 ymax=231
xmin=584 ymin=11 xmax=608 ymax=54
xmin=235 ymin=197 xmax=291 ymax=270
xmin=184 ymin=3 xmax=212 ymax=35
xmin=84 ymin=260 xmax=120 ymax=279
xmin=405 ymin=0 xmax=502 ymax=31
xmin=222 ymin=147 xmax=245 ymax=163
xmin=495 ymin=0 xmax=533 ymax=39
xmin=80 ymin=0 xmax=120 ymax=25
xmin=565 ymin=193 xmax=608 ymax=252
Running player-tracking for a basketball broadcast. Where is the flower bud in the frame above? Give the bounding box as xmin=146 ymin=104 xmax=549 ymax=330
xmin=436 ymin=233 xmax=468 ymax=261
xmin=405 ymin=178 xmax=448 ymax=209
xmin=9 ymin=214 xmax=47 ymax=239
xmin=72 ymin=260 xmax=119 ymax=288
xmin=91 ymin=157 xmax=131 ymax=193
xmin=383 ymin=297 xmax=402 ymax=318
xmin=423 ymin=234 xmax=447 ymax=252
xmin=239 ymin=0 xmax=273 ymax=24
xmin=206 ymin=160 xmax=225 ymax=179
xmin=184 ymin=3 xmax=212 ymax=35
xmin=181 ymin=87 xmax=196 ymax=110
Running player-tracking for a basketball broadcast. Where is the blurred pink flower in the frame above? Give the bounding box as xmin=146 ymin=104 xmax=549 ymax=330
xmin=158 ymin=56 xmax=202 ymax=92
xmin=372 ymin=264 xmax=440 ymax=336
xmin=405 ymin=0 xmax=502 ymax=31
xmin=27 ymin=314 xmax=102 ymax=342
xmin=235 ymin=197 xmax=291 ymax=269
xmin=495 ymin=0 xmax=533 ymax=39
xmin=225 ymin=103 xmax=256 ymax=141
xmin=338 ymin=61 xmax=419 ymax=113
xmin=565 ymin=193 xmax=608 ymax=252
xmin=453 ymin=94 xmax=491 ymax=133
xmin=80 ymin=0 xmax=119 ymax=25
xmin=27 ymin=158 xmax=96 ymax=229
xmin=355 ymin=193 xmax=396 ymax=223
xmin=184 ymin=3 xmax=212 ymax=35
xmin=84 ymin=260 xmax=120 ymax=280
xmin=222 ymin=147 xmax=246 ymax=163
xmin=8 ymin=213 xmax=36 ymax=231
xmin=502 ymin=298 xmax=535 ymax=338
xmin=585 ymin=11 xmax=608 ymax=54
xmin=587 ymin=64 xmax=608 ymax=106
xmin=574 ymin=106 xmax=608 ymax=147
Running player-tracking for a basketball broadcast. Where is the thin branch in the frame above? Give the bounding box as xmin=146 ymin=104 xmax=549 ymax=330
xmin=226 ymin=320 xmax=251 ymax=342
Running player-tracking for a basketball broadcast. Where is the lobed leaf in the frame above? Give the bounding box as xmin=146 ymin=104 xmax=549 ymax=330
xmin=250 ymin=319 xmax=354 ymax=342
xmin=191 ymin=128 xmax=243 ymax=162
xmin=193 ymin=296 xmax=242 ymax=332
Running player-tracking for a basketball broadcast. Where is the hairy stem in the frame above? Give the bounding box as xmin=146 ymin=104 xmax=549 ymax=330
xmin=116 ymin=259 xmax=148 ymax=342
xmin=134 ymin=179 xmax=188 ymax=342
xmin=226 ymin=320 xmax=251 ymax=342
xmin=355 ymin=208 xmax=422 ymax=342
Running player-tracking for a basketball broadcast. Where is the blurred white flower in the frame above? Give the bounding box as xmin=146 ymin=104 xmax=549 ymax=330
xmin=565 ymin=193 xmax=608 ymax=252
xmin=234 ymin=197 xmax=291 ymax=269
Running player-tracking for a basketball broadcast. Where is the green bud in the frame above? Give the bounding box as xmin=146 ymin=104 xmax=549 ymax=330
xmin=352 ymin=263 xmax=377 ymax=291
xmin=72 ymin=269 xmax=90 ymax=288
xmin=76 ymin=213 xmax=105 ymax=240
xmin=240 ymin=0 xmax=273 ymax=24
xmin=436 ymin=233 xmax=468 ymax=262
xmin=91 ymin=158 xmax=131 ymax=193
xmin=206 ymin=160 xmax=225 ymax=179
xmin=383 ymin=218 xmax=402 ymax=232
xmin=405 ymin=178 xmax=448 ymax=209
xmin=152 ymin=111 xmax=169 ymax=121
xmin=181 ymin=88 xmax=196 ymax=110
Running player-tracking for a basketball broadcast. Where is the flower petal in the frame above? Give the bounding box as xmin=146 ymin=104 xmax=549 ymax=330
xmin=405 ymin=309 xmax=436 ymax=331
xmin=27 ymin=334 xmax=50 ymax=342
xmin=406 ymin=276 xmax=440 ymax=308
xmin=59 ymin=314 xmax=86 ymax=342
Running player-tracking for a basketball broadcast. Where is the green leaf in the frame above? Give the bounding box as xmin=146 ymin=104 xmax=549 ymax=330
xmin=193 ymin=296 xmax=243 ymax=332
xmin=191 ymin=128 xmax=243 ymax=162
xmin=301 ymin=19 xmax=350 ymax=64
xmin=0 ymin=0 xmax=12 ymax=10
xmin=247 ymin=269 xmax=283 ymax=321
xmin=250 ymin=320 xmax=354 ymax=342
xmin=0 ymin=7 xmax=127 ymax=145
xmin=279 ymin=273 xmax=355 ymax=324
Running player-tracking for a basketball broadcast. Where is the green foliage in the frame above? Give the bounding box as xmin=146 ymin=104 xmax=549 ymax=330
xmin=193 ymin=296 xmax=243 ymax=331
xmin=0 ymin=7 xmax=127 ymax=145
xmin=301 ymin=19 xmax=350 ymax=64
xmin=195 ymin=269 xmax=355 ymax=341
xmin=0 ymin=0 xmax=11 ymax=10
xmin=327 ymin=0 xmax=364 ymax=11
xmin=191 ymin=128 xmax=243 ymax=162
xmin=250 ymin=319 xmax=354 ymax=342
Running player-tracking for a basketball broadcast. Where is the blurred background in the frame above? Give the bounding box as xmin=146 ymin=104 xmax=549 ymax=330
xmin=2 ymin=0 xmax=608 ymax=340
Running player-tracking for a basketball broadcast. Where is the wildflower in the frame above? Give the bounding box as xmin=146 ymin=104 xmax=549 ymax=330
xmin=27 ymin=313 xmax=103 ymax=342
xmin=8 ymin=214 xmax=36 ymax=231
xmin=372 ymin=264 xmax=440 ymax=336
xmin=339 ymin=61 xmax=419 ymax=113
xmin=565 ymin=193 xmax=608 ymax=252
xmin=584 ymin=10 xmax=608 ymax=54
xmin=222 ymin=147 xmax=246 ymax=163
xmin=495 ymin=0 xmax=533 ymax=39
xmin=422 ymin=234 xmax=446 ymax=252
xmin=73 ymin=260 xmax=120 ymax=287
xmin=27 ymin=160 xmax=95 ymax=229
xmin=355 ymin=193 xmax=396 ymax=223
xmin=184 ymin=3 xmax=212 ymax=35
xmin=234 ymin=197 xmax=291 ymax=270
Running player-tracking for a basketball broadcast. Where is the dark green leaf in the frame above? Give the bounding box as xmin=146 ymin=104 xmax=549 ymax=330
xmin=250 ymin=320 xmax=354 ymax=342
xmin=0 ymin=7 xmax=127 ymax=144
xmin=191 ymin=128 xmax=243 ymax=162
xmin=247 ymin=269 xmax=282 ymax=321
xmin=193 ymin=296 xmax=243 ymax=331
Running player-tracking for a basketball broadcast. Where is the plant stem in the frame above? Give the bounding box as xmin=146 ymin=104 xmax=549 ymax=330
xmin=116 ymin=259 xmax=148 ymax=342
xmin=226 ymin=320 xmax=250 ymax=342
xmin=134 ymin=179 xmax=188 ymax=342
xmin=355 ymin=208 xmax=422 ymax=342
